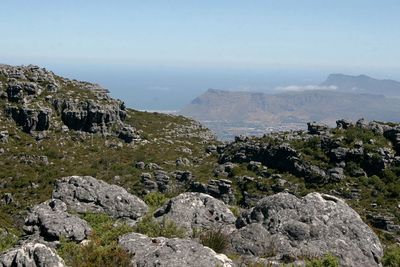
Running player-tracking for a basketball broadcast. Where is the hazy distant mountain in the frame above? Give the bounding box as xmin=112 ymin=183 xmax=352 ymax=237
xmin=321 ymin=74 xmax=400 ymax=97
xmin=180 ymin=89 xmax=400 ymax=125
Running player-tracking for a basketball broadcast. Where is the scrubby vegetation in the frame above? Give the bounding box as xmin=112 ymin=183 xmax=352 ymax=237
xmin=199 ymin=228 xmax=230 ymax=253
xmin=382 ymin=245 xmax=400 ymax=267
xmin=134 ymin=215 xmax=186 ymax=238
xmin=305 ymin=254 xmax=340 ymax=267
xmin=58 ymin=213 xmax=133 ymax=267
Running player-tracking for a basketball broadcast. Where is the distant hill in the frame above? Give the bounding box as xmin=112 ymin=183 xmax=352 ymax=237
xmin=321 ymin=73 xmax=400 ymax=97
xmin=180 ymin=89 xmax=400 ymax=126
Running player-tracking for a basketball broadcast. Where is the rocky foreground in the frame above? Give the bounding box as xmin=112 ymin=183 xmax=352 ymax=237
xmin=0 ymin=64 xmax=399 ymax=266
xmin=0 ymin=175 xmax=383 ymax=267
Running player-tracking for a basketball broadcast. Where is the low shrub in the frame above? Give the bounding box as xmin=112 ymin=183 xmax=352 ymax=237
xmin=199 ymin=228 xmax=230 ymax=253
xmin=305 ymin=253 xmax=339 ymax=267
xmin=135 ymin=215 xmax=186 ymax=238
xmin=382 ymin=245 xmax=400 ymax=267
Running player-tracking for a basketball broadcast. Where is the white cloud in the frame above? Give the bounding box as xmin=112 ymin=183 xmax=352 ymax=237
xmin=274 ymin=85 xmax=338 ymax=92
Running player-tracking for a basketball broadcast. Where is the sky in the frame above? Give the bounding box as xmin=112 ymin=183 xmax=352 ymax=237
xmin=0 ymin=1 xmax=399 ymax=109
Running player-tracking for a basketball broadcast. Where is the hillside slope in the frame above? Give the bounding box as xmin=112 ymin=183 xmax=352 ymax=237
xmin=0 ymin=64 xmax=399 ymax=266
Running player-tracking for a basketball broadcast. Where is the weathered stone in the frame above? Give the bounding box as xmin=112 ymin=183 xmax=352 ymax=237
xmin=336 ymin=119 xmax=353 ymax=129
xmin=190 ymin=179 xmax=236 ymax=204
xmin=1 ymin=193 xmax=13 ymax=205
xmin=119 ymin=233 xmax=233 ymax=267
xmin=235 ymin=192 xmax=383 ymax=267
xmin=307 ymin=122 xmax=328 ymax=135
xmin=0 ymin=131 xmax=9 ymax=143
xmin=52 ymin=98 xmax=126 ymax=134
xmin=154 ymin=192 xmax=236 ymax=235
xmin=6 ymin=106 xmax=51 ymax=133
xmin=367 ymin=213 xmax=400 ymax=233
xmin=0 ymin=242 xmax=65 ymax=267
xmin=329 ymin=147 xmax=349 ymax=162
xmin=328 ymin=167 xmax=345 ymax=182
xmin=118 ymin=126 xmax=139 ymax=143
xmin=52 ymin=176 xmax=148 ymax=221
xmin=23 ymin=199 xmax=91 ymax=242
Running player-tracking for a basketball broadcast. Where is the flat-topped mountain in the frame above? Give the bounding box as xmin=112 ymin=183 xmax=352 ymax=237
xmin=321 ymin=73 xmax=400 ymax=97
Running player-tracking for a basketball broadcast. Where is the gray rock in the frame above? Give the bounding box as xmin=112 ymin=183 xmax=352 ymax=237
xmin=367 ymin=213 xmax=400 ymax=233
xmin=234 ymin=192 xmax=383 ymax=267
xmin=190 ymin=179 xmax=236 ymax=204
xmin=119 ymin=232 xmax=233 ymax=267
xmin=154 ymin=170 xmax=170 ymax=193
xmin=330 ymin=147 xmax=349 ymax=162
xmin=1 ymin=193 xmax=13 ymax=205
xmin=6 ymin=106 xmax=51 ymax=133
xmin=307 ymin=122 xmax=328 ymax=135
xmin=172 ymin=170 xmax=193 ymax=183
xmin=118 ymin=126 xmax=139 ymax=143
xmin=176 ymin=157 xmax=190 ymax=167
xmin=154 ymin=192 xmax=236 ymax=235
xmin=135 ymin=161 xmax=145 ymax=169
xmin=0 ymin=242 xmax=65 ymax=267
xmin=336 ymin=119 xmax=353 ymax=129
xmin=0 ymin=131 xmax=9 ymax=143
xmin=328 ymin=167 xmax=345 ymax=182
xmin=23 ymin=199 xmax=91 ymax=242
xmin=52 ymin=98 xmax=127 ymax=135
xmin=52 ymin=176 xmax=148 ymax=221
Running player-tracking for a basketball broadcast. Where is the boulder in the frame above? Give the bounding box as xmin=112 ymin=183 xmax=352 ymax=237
xmin=119 ymin=232 xmax=233 ymax=267
xmin=235 ymin=192 xmax=383 ymax=267
xmin=5 ymin=106 xmax=51 ymax=133
xmin=336 ymin=119 xmax=353 ymax=129
xmin=0 ymin=242 xmax=65 ymax=267
xmin=0 ymin=131 xmax=9 ymax=143
xmin=23 ymin=199 xmax=91 ymax=242
xmin=190 ymin=179 xmax=236 ymax=204
xmin=117 ymin=126 xmax=139 ymax=143
xmin=154 ymin=192 xmax=236 ymax=235
xmin=52 ymin=176 xmax=148 ymax=221
xmin=328 ymin=167 xmax=345 ymax=182
xmin=307 ymin=122 xmax=328 ymax=135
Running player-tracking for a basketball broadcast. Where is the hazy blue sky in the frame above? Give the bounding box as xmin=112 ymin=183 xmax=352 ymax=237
xmin=0 ymin=1 xmax=399 ymax=109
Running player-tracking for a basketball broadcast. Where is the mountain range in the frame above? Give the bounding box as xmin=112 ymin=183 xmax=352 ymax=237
xmin=180 ymin=74 xmax=400 ymax=138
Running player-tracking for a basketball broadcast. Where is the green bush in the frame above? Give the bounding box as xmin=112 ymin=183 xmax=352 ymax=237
xmin=382 ymin=245 xmax=400 ymax=267
xmin=143 ymin=192 xmax=168 ymax=209
xmin=199 ymin=228 xmax=230 ymax=253
xmin=135 ymin=215 xmax=186 ymax=238
xmin=305 ymin=254 xmax=340 ymax=267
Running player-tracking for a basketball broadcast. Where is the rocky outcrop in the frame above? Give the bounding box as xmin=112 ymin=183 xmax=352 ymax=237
xmin=220 ymin=142 xmax=328 ymax=183
xmin=0 ymin=64 xmax=139 ymax=142
xmin=23 ymin=199 xmax=91 ymax=242
xmin=52 ymin=176 xmax=148 ymax=221
xmin=307 ymin=122 xmax=328 ymax=135
xmin=190 ymin=179 xmax=236 ymax=204
xmin=52 ymin=98 xmax=126 ymax=134
xmin=234 ymin=192 xmax=383 ymax=267
xmin=119 ymin=232 xmax=233 ymax=267
xmin=5 ymin=106 xmax=51 ymax=133
xmin=154 ymin=192 xmax=236 ymax=235
xmin=0 ymin=242 xmax=65 ymax=267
